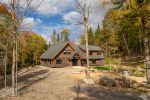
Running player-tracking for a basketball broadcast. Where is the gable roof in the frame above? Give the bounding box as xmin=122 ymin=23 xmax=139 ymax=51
xmin=40 ymin=42 xmax=68 ymax=59
xmin=40 ymin=41 xmax=103 ymax=60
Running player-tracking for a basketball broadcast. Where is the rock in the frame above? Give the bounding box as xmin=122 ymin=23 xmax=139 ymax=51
xmin=115 ymin=78 xmax=137 ymax=88
xmin=83 ymin=78 xmax=94 ymax=85
xmin=123 ymin=71 xmax=130 ymax=76
xmin=100 ymin=76 xmax=115 ymax=87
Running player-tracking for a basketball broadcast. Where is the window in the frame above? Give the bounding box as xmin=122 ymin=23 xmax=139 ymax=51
xmin=64 ymin=51 xmax=67 ymax=55
xmin=89 ymin=52 xmax=93 ymax=55
xmin=64 ymin=50 xmax=71 ymax=55
xmin=92 ymin=60 xmax=96 ymax=64
xmin=83 ymin=60 xmax=87 ymax=64
xmin=97 ymin=52 xmax=100 ymax=55
xmin=56 ymin=59 xmax=62 ymax=64
xmin=68 ymin=50 xmax=71 ymax=55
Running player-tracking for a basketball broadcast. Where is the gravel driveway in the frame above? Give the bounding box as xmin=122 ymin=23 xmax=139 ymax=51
xmin=0 ymin=66 xmax=150 ymax=100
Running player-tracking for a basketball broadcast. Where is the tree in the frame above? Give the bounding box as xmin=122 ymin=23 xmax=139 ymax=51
xmin=80 ymin=27 xmax=95 ymax=45
xmin=2 ymin=0 xmax=44 ymax=95
xmin=61 ymin=28 xmax=70 ymax=42
xmin=18 ymin=31 xmax=47 ymax=67
xmin=51 ymin=29 xmax=57 ymax=45
xmin=0 ymin=5 xmax=14 ymax=88
xmin=57 ymin=33 xmax=60 ymax=43
xmin=74 ymin=0 xmax=96 ymax=84
xmin=103 ymin=0 xmax=150 ymax=83
xmin=88 ymin=27 xmax=95 ymax=45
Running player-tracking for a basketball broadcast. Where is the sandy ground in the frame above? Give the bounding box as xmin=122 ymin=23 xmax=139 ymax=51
xmin=0 ymin=66 xmax=150 ymax=100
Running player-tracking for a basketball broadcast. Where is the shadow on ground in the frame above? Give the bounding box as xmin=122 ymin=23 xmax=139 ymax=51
xmin=0 ymin=69 xmax=49 ymax=91
xmin=71 ymin=85 xmax=150 ymax=100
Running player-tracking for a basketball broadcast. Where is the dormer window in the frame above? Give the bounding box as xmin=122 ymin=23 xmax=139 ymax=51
xmin=64 ymin=50 xmax=71 ymax=55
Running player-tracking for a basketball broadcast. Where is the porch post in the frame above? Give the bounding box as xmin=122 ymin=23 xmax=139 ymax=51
xmin=52 ymin=60 xmax=55 ymax=67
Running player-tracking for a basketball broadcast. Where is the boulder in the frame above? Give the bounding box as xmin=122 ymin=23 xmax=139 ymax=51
xmin=115 ymin=77 xmax=137 ymax=88
xmin=99 ymin=76 xmax=116 ymax=87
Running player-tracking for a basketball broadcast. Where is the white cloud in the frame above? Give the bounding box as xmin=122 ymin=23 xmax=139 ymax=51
xmin=35 ymin=0 xmax=74 ymax=15
xmin=21 ymin=17 xmax=35 ymax=28
xmin=63 ymin=11 xmax=82 ymax=24
xmin=20 ymin=17 xmax=43 ymax=30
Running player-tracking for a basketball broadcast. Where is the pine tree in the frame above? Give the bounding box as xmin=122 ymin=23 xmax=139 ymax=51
xmin=94 ymin=25 xmax=101 ymax=45
xmin=88 ymin=27 xmax=95 ymax=45
xmin=51 ymin=29 xmax=57 ymax=45
xmin=56 ymin=34 xmax=60 ymax=43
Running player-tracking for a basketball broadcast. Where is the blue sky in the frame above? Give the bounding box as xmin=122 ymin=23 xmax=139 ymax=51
xmin=1 ymin=0 xmax=109 ymax=43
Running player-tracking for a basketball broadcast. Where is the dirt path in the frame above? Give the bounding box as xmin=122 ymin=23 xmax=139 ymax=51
xmin=0 ymin=66 xmax=150 ymax=100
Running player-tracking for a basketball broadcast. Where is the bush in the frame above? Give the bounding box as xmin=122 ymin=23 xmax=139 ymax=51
xmin=93 ymin=66 xmax=116 ymax=71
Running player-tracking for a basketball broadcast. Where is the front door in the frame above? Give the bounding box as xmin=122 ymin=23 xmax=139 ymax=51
xmin=72 ymin=59 xmax=78 ymax=66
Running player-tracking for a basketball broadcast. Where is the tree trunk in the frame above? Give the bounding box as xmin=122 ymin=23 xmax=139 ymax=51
xmin=142 ymin=17 xmax=150 ymax=84
xmin=12 ymin=39 xmax=16 ymax=95
xmin=84 ymin=17 xmax=90 ymax=79
xmin=139 ymin=28 xmax=143 ymax=54
xmin=122 ymin=34 xmax=130 ymax=55
xmin=4 ymin=40 xmax=8 ymax=88
xmin=15 ymin=36 xmax=18 ymax=94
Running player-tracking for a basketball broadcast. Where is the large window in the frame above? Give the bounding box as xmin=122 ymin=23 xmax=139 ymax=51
xmin=56 ymin=59 xmax=62 ymax=64
xmin=92 ymin=60 xmax=96 ymax=64
xmin=64 ymin=50 xmax=71 ymax=55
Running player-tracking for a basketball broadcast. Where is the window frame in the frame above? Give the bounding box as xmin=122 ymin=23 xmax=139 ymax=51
xmin=56 ymin=59 xmax=62 ymax=64
xmin=64 ymin=50 xmax=71 ymax=55
xmin=92 ymin=59 xmax=96 ymax=64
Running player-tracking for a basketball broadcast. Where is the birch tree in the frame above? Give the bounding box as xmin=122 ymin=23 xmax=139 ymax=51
xmin=74 ymin=0 xmax=91 ymax=81
xmin=1 ymin=0 xmax=44 ymax=95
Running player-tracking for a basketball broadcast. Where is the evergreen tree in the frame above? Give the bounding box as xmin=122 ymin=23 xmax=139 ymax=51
xmin=51 ymin=29 xmax=57 ymax=45
xmin=88 ymin=27 xmax=95 ymax=45
xmin=94 ymin=25 xmax=101 ymax=45
xmin=56 ymin=33 xmax=60 ymax=43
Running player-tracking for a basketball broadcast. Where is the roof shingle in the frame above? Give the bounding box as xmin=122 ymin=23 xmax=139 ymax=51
xmin=40 ymin=41 xmax=103 ymax=60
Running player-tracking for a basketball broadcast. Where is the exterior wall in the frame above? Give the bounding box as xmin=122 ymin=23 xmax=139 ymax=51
xmin=89 ymin=59 xmax=104 ymax=66
xmin=53 ymin=59 xmax=70 ymax=67
xmin=53 ymin=44 xmax=76 ymax=67
xmin=89 ymin=51 xmax=101 ymax=56
xmin=55 ymin=44 xmax=76 ymax=58
xmin=81 ymin=59 xmax=104 ymax=66
xmin=40 ymin=59 xmax=52 ymax=67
